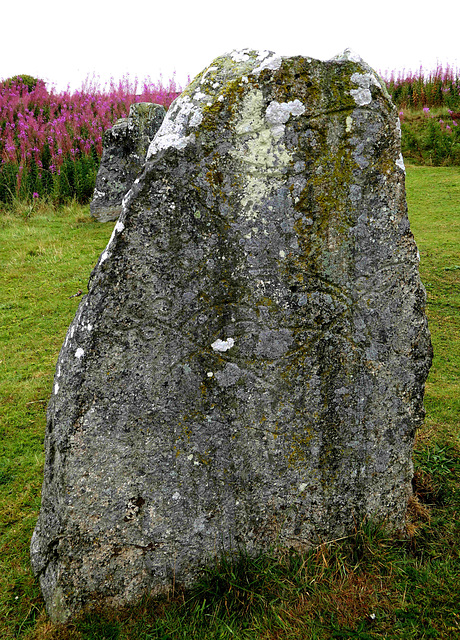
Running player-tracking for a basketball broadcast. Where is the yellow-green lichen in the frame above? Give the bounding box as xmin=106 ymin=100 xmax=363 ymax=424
xmin=287 ymin=429 xmax=314 ymax=468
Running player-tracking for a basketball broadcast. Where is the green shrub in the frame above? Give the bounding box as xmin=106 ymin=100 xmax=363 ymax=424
xmin=2 ymin=74 xmax=46 ymax=93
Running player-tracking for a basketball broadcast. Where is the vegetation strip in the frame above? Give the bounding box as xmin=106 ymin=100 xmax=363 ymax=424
xmin=1 ymin=65 xmax=460 ymax=208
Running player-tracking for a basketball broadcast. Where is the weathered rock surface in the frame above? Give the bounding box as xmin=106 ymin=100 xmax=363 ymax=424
xmin=90 ymin=102 xmax=166 ymax=222
xmin=31 ymin=48 xmax=432 ymax=622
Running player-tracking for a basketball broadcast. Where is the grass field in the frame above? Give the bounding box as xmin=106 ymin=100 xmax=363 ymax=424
xmin=0 ymin=166 xmax=459 ymax=639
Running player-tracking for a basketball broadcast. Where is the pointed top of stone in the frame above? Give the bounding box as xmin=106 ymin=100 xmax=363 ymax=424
xmin=146 ymin=47 xmax=388 ymax=163
xmin=90 ymin=102 xmax=166 ymax=222
xmin=332 ymin=47 xmax=365 ymax=63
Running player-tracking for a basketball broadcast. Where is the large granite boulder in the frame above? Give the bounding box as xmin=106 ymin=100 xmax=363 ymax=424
xmin=90 ymin=102 xmax=166 ymax=222
xmin=31 ymin=49 xmax=432 ymax=622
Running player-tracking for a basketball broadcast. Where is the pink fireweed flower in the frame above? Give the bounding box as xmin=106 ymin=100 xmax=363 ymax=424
xmin=423 ymin=107 xmax=430 ymax=115
xmin=0 ymin=71 xmax=185 ymax=199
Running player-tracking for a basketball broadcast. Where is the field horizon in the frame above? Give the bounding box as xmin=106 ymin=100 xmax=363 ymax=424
xmin=1 ymin=63 xmax=460 ymax=207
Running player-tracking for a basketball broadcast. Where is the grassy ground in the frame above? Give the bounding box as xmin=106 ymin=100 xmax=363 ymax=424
xmin=0 ymin=167 xmax=459 ymax=639
xmin=400 ymin=107 xmax=460 ymax=166
xmin=0 ymin=201 xmax=115 ymax=638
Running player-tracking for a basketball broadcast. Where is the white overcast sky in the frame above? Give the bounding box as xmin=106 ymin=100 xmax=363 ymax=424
xmin=2 ymin=0 xmax=459 ymax=92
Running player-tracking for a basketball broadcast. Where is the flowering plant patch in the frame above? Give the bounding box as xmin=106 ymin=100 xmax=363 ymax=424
xmin=0 ymin=74 xmax=182 ymax=205
xmin=383 ymin=64 xmax=460 ymax=110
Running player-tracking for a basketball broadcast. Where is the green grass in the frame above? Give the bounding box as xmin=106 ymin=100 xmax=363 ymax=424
xmin=0 ymin=200 xmax=115 ymax=638
xmin=0 ymin=167 xmax=459 ymax=639
xmin=405 ymin=166 xmax=460 ymax=431
xmin=399 ymin=108 xmax=460 ymax=166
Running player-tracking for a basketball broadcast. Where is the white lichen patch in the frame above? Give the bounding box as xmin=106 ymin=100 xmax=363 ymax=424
xmin=350 ymin=72 xmax=382 ymax=106
xmin=231 ymin=49 xmax=251 ymax=63
xmin=100 ymin=220 xmax=126 ymax=265
xmin=147 ymin=96 xmax=201 ymax=158
xmin=346 ymin=115 xmax=353 ymax=133
xmin=333 ymin=48 xmax=364 ymax=63
xmin=193 ymin=91 xmax=207 ymax=101
xmin=266 ymin=99 xmax=305 ymax=124
xmin=120 ymin=193 xmax=133 ymax=219
xmin=200 ymin=66 xmax=218 ymax=85
xmin=211 ymin=338 xmax=235 ymax=352
xmin=265 ymin=99 xmax=305 ymax=139
xmin=252 ymin=52 xmax=282 ymax=75
xmin=396 ymin=153 xmax=406 ymax=172
xmin=230 ymin=90 xmax=297 ymax=218
xmin=114 ymin=219 xmax=125 ymax=235
xmin=107 ymin=220 xmax=125 ymax=250
xmin=256 ymin=50 xmax=271 ymax=61
xmin=54 ymin=382 xmax=59 ymax=395
xmin=75 ymin=348 xmax=84 ymax=359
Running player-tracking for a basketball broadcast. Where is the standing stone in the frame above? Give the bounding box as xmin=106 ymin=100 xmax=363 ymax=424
xmin=31 ymin=49 xmax=432 ymax=622
xmin=90 ymin=102 xmax=166 ymax=222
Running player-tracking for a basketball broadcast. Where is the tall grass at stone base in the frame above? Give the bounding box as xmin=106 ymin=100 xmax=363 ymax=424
xmin=0 ymin=74 xmax=182 ymax=206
